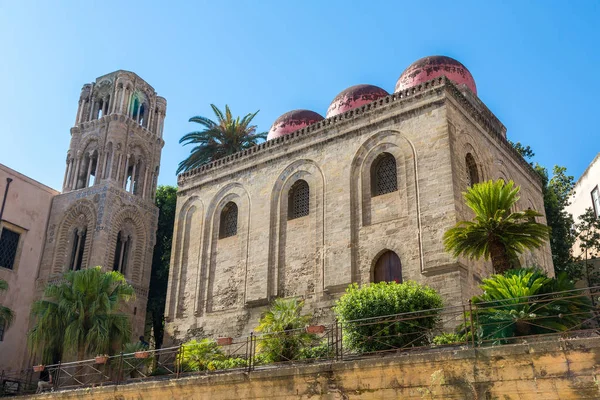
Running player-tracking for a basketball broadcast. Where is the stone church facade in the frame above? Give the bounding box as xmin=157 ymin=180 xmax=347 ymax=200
xmin=36 ymin=70 xmax=166 ymax=337
xmin=165 ymin=56 xmax=553 ymax=342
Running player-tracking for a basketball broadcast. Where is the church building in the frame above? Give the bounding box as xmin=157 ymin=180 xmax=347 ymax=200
xmin=164 ymin=56 xmax=553 ymax=342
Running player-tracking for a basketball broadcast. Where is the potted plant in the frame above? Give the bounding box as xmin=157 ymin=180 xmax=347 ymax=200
xmin=33 ymin=365 xmax=45 ymax=373
xmin=134 ymin=350 xmax=150 ymax=359
xmin=216 ymin=337 xmax=233 ymax=346
xmin=306 ymin=325 xmax=326 ymax=334
xmin=95 ymin=354 xmax=109 ymax=364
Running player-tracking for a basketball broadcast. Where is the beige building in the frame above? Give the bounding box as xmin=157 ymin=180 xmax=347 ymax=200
xmin=0 ymin=164 xmax=59 ymax=373
xmin=164 ymin=56 xmax=553 ymax=343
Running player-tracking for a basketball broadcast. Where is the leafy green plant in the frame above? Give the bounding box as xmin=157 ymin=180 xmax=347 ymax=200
xmin=179 ymin=339 xmax=225 ymax=372
xmin=28 ymin=267 xmax=134 ymax=363
xmin=432 ymin=333 xmax=464 ymax=345
xmin=444 ymin=179 xmax=550 ymax=274
xmin=0 ymin=278 xmax=14 ymax=332
xmin=206 ymin=357 xmax=247 ymax=371
xmin=464 ymin=268 xmax=593 ymax=343
xmin=334 ymin=281 xmax=443 ymax=353
xmin=255 ymin=298 xmax=315 ymax=363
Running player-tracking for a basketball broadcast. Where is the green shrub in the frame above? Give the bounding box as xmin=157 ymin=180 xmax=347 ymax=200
xmin=207 ymin=357 xmax=247 ymax=371
xmin=179 ymin=339 xmax=225 ymax=371
xmin=255 ymin=298 xmax=316 ymax=363
xmin=464 ymin=268 xmax=593 ymax=343
xmin=432 ymin=333 xmax=463 ymax=345
xmin=298 ymin=341 xmax=333 ymax=360
xmin=334 ymin=281 xmax=443 ymax=353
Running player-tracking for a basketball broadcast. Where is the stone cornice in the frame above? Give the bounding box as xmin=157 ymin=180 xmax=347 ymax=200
xmin=177 ymin=76 xmax=541 ymax=189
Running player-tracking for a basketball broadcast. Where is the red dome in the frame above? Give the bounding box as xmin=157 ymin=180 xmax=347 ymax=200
xmin=326 ymin=84 xmax=389 ymax=118
xmin=395 ymin=56 xmax=477 ymax=95
xmin=267 ymin=109 xmax=324 ymax=140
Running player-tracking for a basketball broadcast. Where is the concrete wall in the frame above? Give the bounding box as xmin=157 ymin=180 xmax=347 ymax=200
xmin=23 ymin=337 xmax=600 ymax=399
xmin=165 ymin=77 xmax=551 ymax=343
xmin=566 ymin=153 xmax=600 ymax=259
xmin=0 ymin=164 xmax=58 ymax=373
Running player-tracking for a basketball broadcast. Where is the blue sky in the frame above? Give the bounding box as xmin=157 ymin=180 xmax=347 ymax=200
xmin=0 ymin=1 xmax=598 ymax=190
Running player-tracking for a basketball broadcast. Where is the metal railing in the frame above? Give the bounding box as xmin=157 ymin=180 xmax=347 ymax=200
xmin=4 ymin=285 xmax=599 ymax=396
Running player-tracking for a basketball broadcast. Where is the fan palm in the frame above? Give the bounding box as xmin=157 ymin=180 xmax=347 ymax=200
xmin=255 ymin=298 xmax=314 ymax=363
xmin=28 ymin=267 xmax=134 ymax=363
xmin=0 ymin=278 xmax=14 ymax=330
xmin=444 ymin=179 xmax=550 ymax=274
xmin=177 ymin=104 xmax=267 ymax=174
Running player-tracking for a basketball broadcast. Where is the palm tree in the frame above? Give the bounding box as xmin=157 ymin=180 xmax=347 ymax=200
xmin=28 ymin=267 xmax=134 ymax=363
xmin=177 ymin=104 xmax=267 ymax=174
xmin=444 ymin=179 xmax=550 ymax=274
xmin=0 ymin=278 xmax=14 ymax=331
xmin=255 ymin=298 xmax=313 ymax=363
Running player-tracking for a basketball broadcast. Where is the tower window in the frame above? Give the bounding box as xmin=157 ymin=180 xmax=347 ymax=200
xmin=219 ymin=202 xmax=238 ymax=239
xmin=592 ymin=186 xmax=600 ymax=218
xmin=113 ymin=231 xmax=131 ymax=275
xmin=69 ymin=227 xmax=87 ymax=271
xmin=0 ymin=318 xmax=5 ymax=341
xmin=373 ymin=251 xmax=402 ymax=283
xmin=288 ymin=180 xmax=310 ymax=220
xmin=0 ymin=227 xmax=20 ymax=270
xmin=465 ymin=153 xmax=479 ymax=187
xmin=371 ymin=153 xmax=398 ymax=196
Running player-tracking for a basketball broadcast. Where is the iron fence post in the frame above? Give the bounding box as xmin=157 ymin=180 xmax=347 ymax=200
xmin=55 ymin=361 xmax=62 ymax=390
xmin=176 ymin=344 xmax=182 ymax=378
xmin=116 ymin=352 xmax=123 ymax=386
xmin=339 ymin=323 xmax=343 ymax=361
xmin=462 ymin=303 xmax=469 ymax=346
xmin=468 ymin=300 xmax=476 ymax=347
xmin=248 ymin=332 xmax=254 ymax=373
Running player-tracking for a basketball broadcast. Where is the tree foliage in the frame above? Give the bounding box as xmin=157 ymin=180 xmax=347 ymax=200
xmin=255 ymin=298 xmax=314 ymax=363
xmin=177 ymin=104 xmax=267 ymax=174
xmin=574 ymin=208 xmax=600 ymax=286
xmin=28 ymin=267 xmax=134 ymax=363
xmin=0 ymin=278 xmax=14 ymax=331
xmin=444 ymin=179 xmax=550 ymax=274
xmin=145 ymin=185 xmax=177 ymax=349
xmin=464 ymin=268 xmax=592 ymax=343
xmin=334 ymin=281 xmax=443 ymax=353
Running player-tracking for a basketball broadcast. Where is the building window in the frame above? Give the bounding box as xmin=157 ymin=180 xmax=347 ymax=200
xmin=113 ymin=231 xmax=131 ymax=275
xmin=371 ymin=153 xmax=398 ymax=196
xmin=219 ymin=202 xmax=238 ymax=239
xmin=0 ymin=318 xmax=5 ymax=341
xmin=465 ymin=153 xmax=479 ymax=187
xmin=69 ymin=228 xmax=87 ymax=271
xmin=592 ymin=186 xmax=600 ymax=218
xmin=288 ymin=180 xmax=310 ymax=220
xmin=373 ymin=251 xmax=402 ymax=283
xmin=0 ymin=227 xmax=20 ymax=270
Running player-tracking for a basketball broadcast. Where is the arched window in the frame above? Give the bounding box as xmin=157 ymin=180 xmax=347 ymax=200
xmin=288 ymin=180 xmax=310 ymax=220
xmin=69 ymin=227 xmax=87 ymax=271
xmin=219 ymin=202 xmax=238 ymax=239
xmin=373 ymin=251 xmax=402 ymax=283
xmin=112 ymin=231 xmax=131 ymax=275
xmin=465 ymin=153 xmax=479 ymax=187
xmin=371 ymin=153 xmax=398 ymax=196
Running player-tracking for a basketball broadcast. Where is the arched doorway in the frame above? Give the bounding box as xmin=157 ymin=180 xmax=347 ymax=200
xmin=373 ymin=251 xmax=402 ymax=283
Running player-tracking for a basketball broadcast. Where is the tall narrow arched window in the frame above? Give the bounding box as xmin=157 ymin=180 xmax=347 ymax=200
xmin=371 ymin=153 xmax=398 ymax=196
xmin=113 ymin=231 xmax=131 ymax=275
xmin=69 ymin=227 xmax=87 ymax=271
xmin=373 ymin=251 xmax=402 ymax=283
xmin=465 ymin=153 xmax=479 ymax=187
xmin=219 ymin=202 xmax=238 ymax=239
xmin=288 ymin=180 xmax=310 ymax=220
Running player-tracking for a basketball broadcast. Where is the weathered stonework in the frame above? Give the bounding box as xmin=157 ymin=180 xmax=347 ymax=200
xmin=165 ymin=76 xmax=553 ymax=343
xmin=37 ymin=71 xmax=166 ymax=339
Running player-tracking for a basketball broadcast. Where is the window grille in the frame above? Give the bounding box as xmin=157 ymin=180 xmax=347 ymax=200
xmin=466 ymin=153 xmax=479 ymax=187
xmin=0 ymin=228 xmax=20 ymax=270
xmin=219 ymin=202 xmax=238 ymax=238
xmin=592 ymin=187 xmax=600 ymax=218
xmin=288 ymin=180 xmax=310 ymax=220
xmin=0 ymin=318 xmax=5 ymax=341
xmin=372 ymin=153 xmax=398 ymax=196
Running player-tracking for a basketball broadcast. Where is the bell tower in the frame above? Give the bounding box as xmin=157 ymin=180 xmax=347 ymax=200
xmin=38 ymin=71 xmax=166 ymax=337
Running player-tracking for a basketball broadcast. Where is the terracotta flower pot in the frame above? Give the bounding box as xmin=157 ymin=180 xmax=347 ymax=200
xmin=216 ymin=337 xmax=233 ymax=346
xmin=95 ymin=355 xmax=109 ymax=364
xmin=306 ymin=325 xmax=326 ymax=334
xmin=33 ymin=365 xmax=45 ymax=373
xmin=134 ymin=351 xmax=150 ymax=359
